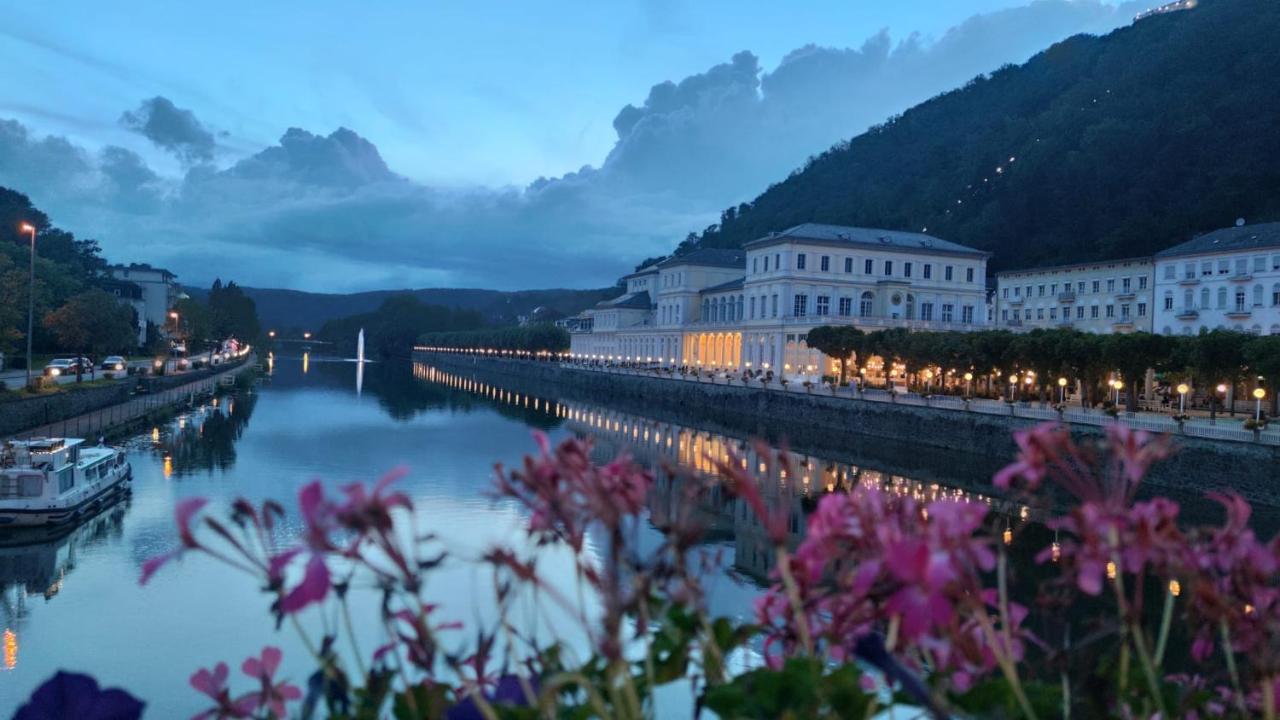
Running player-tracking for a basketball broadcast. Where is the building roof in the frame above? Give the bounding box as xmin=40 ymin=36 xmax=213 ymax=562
xmin=621 ymin=263 xmax=661 ymax=281
xmin=995 ymin=256 xmax=1153 ymax=278
xmin=1154 ymin=222 xmax=1280 ymax=259
xmin=699 ymin=277 xmax=745 ymax=295
xmin=745 ymin=223 xmax=990 ymax=258
xmin=595 ymin=291 xmax=652 ymax=310
xmin=108 ymin=263 xmax=176 ymax=279
xmin=657 ymin=248 xmax=746 ymax=269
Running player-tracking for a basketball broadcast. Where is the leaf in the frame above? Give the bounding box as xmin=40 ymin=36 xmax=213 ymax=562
xmin=391 ymin=682 xmax=450 ymax=720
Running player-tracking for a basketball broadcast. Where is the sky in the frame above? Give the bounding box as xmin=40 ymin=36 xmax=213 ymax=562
xmin=0 ymin=0 xmax=1155 ymax=292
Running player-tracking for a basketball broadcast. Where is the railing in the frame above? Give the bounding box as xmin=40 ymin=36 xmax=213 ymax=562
xmin=1057 ymin=291 xmax=1076 ymax=302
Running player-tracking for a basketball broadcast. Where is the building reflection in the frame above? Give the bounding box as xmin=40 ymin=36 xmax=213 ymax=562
xmin=413 ymin=362 xmax=1033 ymax=581
xmin=140 ymin=390 xmax=257 ymax=477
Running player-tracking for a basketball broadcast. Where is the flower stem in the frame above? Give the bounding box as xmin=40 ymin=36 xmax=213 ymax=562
xmin=1220 ymin=620 xmax=1247 ymax=714
xmin=1153 ymin=588 xmax=1174 ymax=666
xmin=774 ymin=546 xmax=812 ymax=655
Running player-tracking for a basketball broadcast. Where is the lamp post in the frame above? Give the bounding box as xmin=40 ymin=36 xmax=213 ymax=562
xmin=1176 ymin=383 xmax=1189 ymax=415
xmin=1114 ymin=380 xmax=1124 ymax=407
xmin=19 ymin=222 xmax=36 ymax=389
xmin=963 ymin=371 xmax=973 ymax=398
xmin=1254 ymin=387 xmax=1266 ymax=423
xmin=1057 ymin=377 xmax=1068 ymax=404
xmin=1214 ymin=383 xmax=1228 ymax=425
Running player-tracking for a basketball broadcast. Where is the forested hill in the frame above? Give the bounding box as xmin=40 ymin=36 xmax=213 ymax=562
xmin=688 ymin=0 xmax=1280 ymax=272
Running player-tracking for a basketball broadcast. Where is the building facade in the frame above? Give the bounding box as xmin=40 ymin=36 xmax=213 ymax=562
xmin=108 ymin=264 xmax=179 ymax=335
xmin=1152 ymin=222 xmax=1280 ymax=336
xmin=569 ymin=224 xmax=990 ymax=378
xmin=993 ymin=258 xmax=1155 ymax=334
xmin=98 ymin=278 xmax=148 ymax=346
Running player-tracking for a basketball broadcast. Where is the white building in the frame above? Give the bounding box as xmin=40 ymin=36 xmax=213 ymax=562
xmin=108 ymin=264 xmax=179 ymax=335
xmin=99 ymin=278 xmax=148 ymax=346
xmin=994 ymin=258 xmax=1155 ymax=334
xmin=1153 ymin=221 xmax=1280 ymax=336
xmin=569 ymin=224 xmax=990 ymax=378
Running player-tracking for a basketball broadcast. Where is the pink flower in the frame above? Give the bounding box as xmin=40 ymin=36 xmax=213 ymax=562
xmin=139 ymin=497 xmax=209 ymax=585
xmin=190 ymin=661 xmax=249 ymax=720
xmin=238 ymin=647 xmax=301 ymax=719
xmin=278 ymin=553 xmax=331 ymax=614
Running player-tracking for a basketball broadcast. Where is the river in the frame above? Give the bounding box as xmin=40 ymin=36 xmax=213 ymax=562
xmin=0 ymin=353 xmax=1271 ymax=716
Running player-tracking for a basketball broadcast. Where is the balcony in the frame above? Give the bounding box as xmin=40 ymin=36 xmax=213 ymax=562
xmin=1057 ymin=291 xmax=1076 ymax=303
xmin=1176 ymin=309 xmax=1199 ymax=320
xmin=1115 ymin=291 xmax=1136 ymax=301
xmin=1057 ymin=318 xmax=1074 ymax=327
xmin=1008 ymin=296 xmax=1024 ymax=306
xmin=1113 ymin=319 xmax=1135 ymax=330
xmin=1226 ymin=307 xmax=1252 ymax=318
xmin=1231 ymin=273 xmax=1254 ymax=283
xmin=1178 ymin=276 xmax=1200 ymax=286
xmin=1006 ymin=319 xmax=1023 ymax=327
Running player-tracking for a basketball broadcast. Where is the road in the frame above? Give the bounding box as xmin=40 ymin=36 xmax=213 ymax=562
xmin=0 ymin=351 xmax=220 ymax=391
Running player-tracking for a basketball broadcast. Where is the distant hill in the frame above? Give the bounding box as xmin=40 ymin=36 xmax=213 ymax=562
xmin=185 ymin=285 xmax=616 ymax=331
xmin=687 ymin=0 xmax=1280 ymax=272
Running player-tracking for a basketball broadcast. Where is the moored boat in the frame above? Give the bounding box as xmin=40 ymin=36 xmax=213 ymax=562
xmin=0 ymin=438 xmax=132 ymax=527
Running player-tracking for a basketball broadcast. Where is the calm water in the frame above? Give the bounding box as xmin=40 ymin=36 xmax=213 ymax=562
xmin=0 ymin=355 xmax=1272 ymax=716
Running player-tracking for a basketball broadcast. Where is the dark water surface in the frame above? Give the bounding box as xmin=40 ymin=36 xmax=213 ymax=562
xmin=0 ymin=355 xmax=1272 ymax=716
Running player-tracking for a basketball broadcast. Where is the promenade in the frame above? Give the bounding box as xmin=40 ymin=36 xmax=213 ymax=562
xmin=2 ymin=355 xmax=256 ymax=442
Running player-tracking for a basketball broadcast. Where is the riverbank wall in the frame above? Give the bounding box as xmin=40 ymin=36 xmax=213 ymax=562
xmin=0 ymin=356 xmax=257 ymax=440
xmin=414 ymin=352 xmax=1280 ymax=504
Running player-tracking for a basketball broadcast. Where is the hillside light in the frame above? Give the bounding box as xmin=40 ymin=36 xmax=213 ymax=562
xmin=19 ymin=222 xmax=37 ymax=388
xmin=1253 ymin=387 xmax=1266 ymax=422
xmin=268 ymin=330 xmax=276 ymax=338
xmin=1177 ymin=382 xmax=1190 ymax=414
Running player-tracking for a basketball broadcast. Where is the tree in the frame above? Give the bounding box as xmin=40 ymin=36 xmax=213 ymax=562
xmin=805 ymin=326 xmax=864 ymax=384
xmin=1101 ymin=332 xmax=1174 ymax=412
xmin=1188 ymin=329 xmax=1249 ymax=422
xmin=1244 ymin=335 xmax=1280 ymax=416
xmin=43 ymin=289 xmax=137 ymax=381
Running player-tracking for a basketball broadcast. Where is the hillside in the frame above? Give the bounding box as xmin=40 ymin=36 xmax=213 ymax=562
xmin=185 ymin=285 xmax=616 ymax=331
xmin=688 ymin=0 xmax=1280 ymax=272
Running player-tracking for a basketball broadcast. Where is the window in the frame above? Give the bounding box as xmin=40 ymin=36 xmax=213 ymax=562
xmin=1184 ymin=289 xmax=1194 ymax=309
xmin=1273 ymin=255 xmax=1280 ymax=271
xmin=1107 ymin=279 xmax=1116 ymax=292
xmin=1050 ymin=307 xmax=1057 ymax=320
xmin=884 ymin=260 xmax=893 ymax=276
xmin=1024 ymin=309 xmax=1031 ymax=320
xmin=1051 ymin=283 xmax=1058 ymax=295
xmin=838 ymin=297 xmax=852 ymax=316
xmin=1254 ymin=256 xmax=1266 ymax=272
xmin=1217 ymin=287 xmax=1227 ymax=309
xmin=1164 ymin=293 xmax=1173 ymax=310
xmin=946 ymin=266 xmax=955 ymax=282
xmin=864 ymin=259 xmax=873 ymax=274
xmin=844 ymin=257 xmax=853 ymax=273
xmin=1037 ymin=308 xmax=1044 ymax=320
xmin=749 ymin=296 xmax=756 ymax=319
xmin=1139 ymin=276 xmax=1148 ymax=290
xmin=1038 ymin=285 xmax=1045 ymax=297
xmin=1164 ymin=265 xmax=1176 ymax=280
xmin=771 ymin=294 xmax=778 ymax=317
xmin=820 ymin=255 xmax=830 ymax=272
xmin=1076 ymin=305 xmax=1085 ymax=319
xmin=941 ymin=304 xmax=954 ymax=323
xmin=1218 ymin=260 xmax=1229 ymax=275
xmin=1274 ymin=284 xmax=1280 ymax=307
xmin=1091 ymin=305 xmax=1100 ymax=319
xmin=1235 ymin=289 xmax=1247 ymax=312
xmin=1078 ymin=281 xmax=1086 ymax=293
xmin=904 ymin=262 xmax=912 ymax=278
xmin=1137 ymin=303 xmax=1147 ymax=318
xmin=1254 ymin=285 xmax=1264 ymax=307
xmin=752 ymin=257 xmax=758 ymax=273
xmin=775 ymin=253 xmax=781 ymax=269
xmin=923 ymin=264 xmax=932 ymax=279
xmin=1201 ymin=261 xmax=1212 ymax=277
xmin=1236 ymin=258 xmax=1248 ymax=275
xmin=920 ymin=302 xmax=934 ymax=321
xmin=1201 ymin=288 xmax=1211 ymax=308
xmin=1122 ymin=277 xmax=1131 ymax=292
xmin=859 ymin=292 xmax=874 ymax=317
xmin=962 ymin=305 xmax=974 ymax=323
xmin=796 ymin=253 xmax=806 ymax=270
xmin=1002 ymin=288 xmax=1009 ymax=299
xmin=966 ymin=267 xmax=975 ymax=283
xmin=1106 ymin=304 xmax=1115 ymax=318
xmin=1002 ymin=309 xmax=1008 ymax=321
xmin=1014 ymin=286 xmax=1021 ymax=297
xmin=816 ymin=295 xmax=830 ymax=316
xmin=1092 ymin=280 xmax=1100 ymax=293
xmin=793 ymin=294 xmax=808 ymax=316
xmin=763 ymin=256 xmax=769 ymax=272
xmin=1121 ymin=304 xmax=1130 ymax=319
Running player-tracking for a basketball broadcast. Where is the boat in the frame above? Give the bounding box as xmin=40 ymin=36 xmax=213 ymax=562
xmin=0 ymin=438 xmax=132 ymax=527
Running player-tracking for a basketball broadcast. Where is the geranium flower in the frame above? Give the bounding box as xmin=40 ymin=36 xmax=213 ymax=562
xmin=238 ymin=647 xmax=301 ymax=720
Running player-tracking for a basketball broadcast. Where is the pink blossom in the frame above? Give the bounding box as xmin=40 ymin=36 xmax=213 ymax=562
xmin=238 ymin=647 xmax=301 ymax=719
xmin=278 ymin=553 xmax=331 ymax=614
xmin=138 ymin=497 xmax=209 ymax=585
xmin=190 ymin=661 xmax=249 ymax=720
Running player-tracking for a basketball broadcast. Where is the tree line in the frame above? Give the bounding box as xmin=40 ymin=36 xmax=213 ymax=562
xmin=418 ymin=323 xmax=569 ymax=354
xmin=806 ymin=325 xmax=1280 ymax=415
xmin=316 ymin=295 xmax=485 ymax=359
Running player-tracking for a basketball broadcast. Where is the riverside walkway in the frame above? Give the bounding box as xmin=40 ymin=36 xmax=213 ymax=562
xmin=3 ymin=355 xmax=256 ymax=442
xmin=552 ymin=363 xmax=1279 ymax=446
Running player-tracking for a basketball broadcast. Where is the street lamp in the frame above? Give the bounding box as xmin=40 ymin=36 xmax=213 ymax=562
xmin=1176 ymin=383 xmax=1189 ymax=415
xmin=1114 ymin=380 xmax=1124 ymax=406
xmin=303 ymin=331 xmax=312 ymax=340
xmin=268 ymin=330 xmax=276 ymax=338
xmin=1253 ymin=387 xmax=1266 ymax=423
xmin=963 ymin=371 xmax=973 ymax=398
xmin=1057 ymin=377 xmax=1068 ymax=404
xmin=19 ymin=222 xmax=36 ymax=389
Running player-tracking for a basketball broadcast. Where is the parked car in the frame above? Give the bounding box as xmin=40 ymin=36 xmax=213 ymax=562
xmin=100 ymin=355 xmax=127 ymax=371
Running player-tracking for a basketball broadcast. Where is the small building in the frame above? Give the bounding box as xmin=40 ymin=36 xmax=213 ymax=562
xmin=994 ymin=258 xmax=1155 ymax=334
xmin=107 ymin=264 xmax=179 ymax=336
xmin=1152 ymin=221 xmax=1280 ymax=337
xmin=97 ymin=278 xmax=147 ymax=346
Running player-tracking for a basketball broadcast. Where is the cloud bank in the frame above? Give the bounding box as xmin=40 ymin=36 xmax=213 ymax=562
xmin=0 ymin=0 xmax=1148 ymax=292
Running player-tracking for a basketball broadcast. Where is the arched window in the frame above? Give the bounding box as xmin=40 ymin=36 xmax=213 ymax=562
xmin=1216 ymin=287 xmax=1226 ymax=309
xmin=1200 ymin=288 xmax=1210 ymax=309
xmin=1254 ymin=284 xmax=1264 ymax=307
xmin=1273 ymin=283 xmax=1280 ymax=307
xmin=1235 ymin=288 xmax=1246 ymax=312
xmin=905 ymin=294 xmax=916 ymax=320
xmin=737 ymin=295 xmax=744 ymax=321
xmin=859 ymin=291 xmax=874 ymax=318
xmin=1184 ymin=289 xmax=1194 ymax=309
xmin=702 ymin=299 xmax=710 ymax=321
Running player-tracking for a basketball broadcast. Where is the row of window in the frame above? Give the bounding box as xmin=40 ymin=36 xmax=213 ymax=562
xmin=1002 ymin=275 xmax=1147 ymax=299
xmin=1003 ymin=303 xmax=1147 ymax=322
xmin=1167 ymin=285 xmax=1280 ymax=312
xmin=753 ymin=253 xmax=976 ymax=284
xmin=1165 ymin=255 xmax=1280 ymax=280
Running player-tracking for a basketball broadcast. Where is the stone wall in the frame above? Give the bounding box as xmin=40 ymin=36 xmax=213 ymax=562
xmin=415 ymin=352 xmax=1280 ymax=505
xmin=0 ymin=357 xmax=253 ymax=437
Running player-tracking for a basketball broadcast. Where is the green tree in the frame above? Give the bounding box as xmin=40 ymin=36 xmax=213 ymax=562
xmin=805 ymin=326 xmax=864 ymax=384
xmin=1244 ymin=335 xmax=1280 ymax=416
xmin=43 ymin=289 xmax=137 ymax=381
xmin=1189 ymin=329 xmax=1249 ymax=422
xmin=1101 ymin=332 xmax=1174 ymax=412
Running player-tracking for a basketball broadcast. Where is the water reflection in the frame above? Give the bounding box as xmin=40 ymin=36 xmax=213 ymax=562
xmin=413 ymin=362 xmax=1035 ymax=580
xmin=135 ymin=391 xmax=258 ymax=477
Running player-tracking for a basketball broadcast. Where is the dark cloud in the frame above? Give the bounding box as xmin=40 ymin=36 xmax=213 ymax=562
xmin=0 ymin=0 xmax=1151 ymax=291
xmin=119 ymin=96 xmax=217 ymax=165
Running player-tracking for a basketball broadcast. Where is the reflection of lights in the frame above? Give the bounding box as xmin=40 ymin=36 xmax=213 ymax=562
xmin=3 ymin=629 xmax=16 ymax=670
xmin=302 ymin=352 xmax=310 ymax=374
xmin=163 ymin=456 xmax=173 ymax=479
xmin=151 ymin=427 xmax=160 ymax=443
